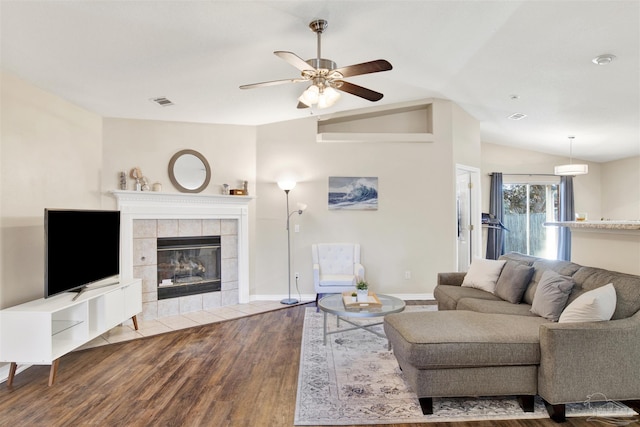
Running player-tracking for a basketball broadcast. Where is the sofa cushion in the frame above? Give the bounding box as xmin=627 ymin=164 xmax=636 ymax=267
xmin=434 ymin=285 xmax=501 ymax=311
xmin=384 ymin=311 xmax=549 ymax=369
xmin=530 ymin=270 xmax=575 ymax=321
xmin=318 ymin=274 xmax=356 ymax=287
xmin=457 ymin=298 xmax=538 ymax=317
xmin=494 ymin=261 xmax=535 ymax=304
xmin=461 ymin=258 xmax=506 ymax=293
xmin=499 ymin=252 xmax=538 ymax=266
xmin=570 ymin=266 xmax=640 ymax=320
xmin=559 ymin=283 xmax=616 ymax=323
xmin=522 ymin=259 xmax=581 ymax=305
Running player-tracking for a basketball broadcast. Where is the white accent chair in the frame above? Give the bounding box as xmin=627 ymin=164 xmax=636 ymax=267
xmin=312 ymin=243 xmax=365 ymax=304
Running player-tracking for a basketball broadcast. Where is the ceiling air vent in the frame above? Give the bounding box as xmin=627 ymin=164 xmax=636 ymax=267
xmin=507 ymin=112 xmax=527 ymax=121
xmin=151 ymin=97 xmax=174 ymax=107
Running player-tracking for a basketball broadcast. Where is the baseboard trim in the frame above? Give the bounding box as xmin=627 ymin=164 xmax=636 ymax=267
xmin=0 ymin=362 xmax=31 ymax=385
xmin=250 ymin=293 xmax=435 ymax=302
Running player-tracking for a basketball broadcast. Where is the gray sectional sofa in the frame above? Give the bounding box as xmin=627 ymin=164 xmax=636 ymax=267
xmin=384 ymin=252 xmax=640 ymax=422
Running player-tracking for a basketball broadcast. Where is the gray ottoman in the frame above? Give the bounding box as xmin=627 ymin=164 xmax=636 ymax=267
xmin=383 ymin=310 xmax=550 ymax=414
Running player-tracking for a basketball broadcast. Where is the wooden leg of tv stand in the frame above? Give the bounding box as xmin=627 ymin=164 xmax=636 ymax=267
xmin=132 ymin=315 xmax=139 ymax=331
xmin=48 ymin=359 xmax=60 ymax=386
xmin=7 ymin=362 xmax=17 ymax=387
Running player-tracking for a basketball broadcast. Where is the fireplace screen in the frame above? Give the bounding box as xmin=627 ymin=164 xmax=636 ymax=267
xmin=157 ymin=235 xmax=221 ymax=300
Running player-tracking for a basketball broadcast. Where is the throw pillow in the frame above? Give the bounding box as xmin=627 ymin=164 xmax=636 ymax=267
xmin=461 ymin=258 xmax=506 ymax=293
xmin=530 ymin=270 xmax=575 ymax=321
xmin=494 ymin=261 xmax=535 ymax=304
xmin=558 ymin=283 xmax=616 ymax=323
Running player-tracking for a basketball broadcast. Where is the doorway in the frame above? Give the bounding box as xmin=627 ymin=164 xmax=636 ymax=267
xmin=456 ymin=165 xmax=481 ymax=271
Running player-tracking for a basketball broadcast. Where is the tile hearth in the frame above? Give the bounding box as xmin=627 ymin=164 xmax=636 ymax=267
xmin=78 ymin=300 xmax=436 ymax=352
xmin=78 ymin=300 xmax=290 ymax=350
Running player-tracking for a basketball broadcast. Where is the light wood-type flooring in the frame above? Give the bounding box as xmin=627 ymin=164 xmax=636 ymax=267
xmin=0 ymin=302 xmax=638 ymax=426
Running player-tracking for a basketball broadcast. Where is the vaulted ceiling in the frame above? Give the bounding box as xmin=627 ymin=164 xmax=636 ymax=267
xmin=1 ymin=1 xmax=638 ymax=162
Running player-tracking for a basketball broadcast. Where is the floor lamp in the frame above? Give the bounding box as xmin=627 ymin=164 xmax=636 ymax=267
xmin=278 ymin=180 xmax=307 ymax=305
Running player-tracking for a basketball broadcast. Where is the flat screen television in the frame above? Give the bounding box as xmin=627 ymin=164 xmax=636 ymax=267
xmin=45 ymin=209 xmax=120 ymax=299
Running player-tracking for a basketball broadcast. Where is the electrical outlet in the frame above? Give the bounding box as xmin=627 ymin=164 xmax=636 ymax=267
xmin=405 ymin=271 xmax=411 ymax=279
xmin=295 ymin=272 xmax=300 ymax=279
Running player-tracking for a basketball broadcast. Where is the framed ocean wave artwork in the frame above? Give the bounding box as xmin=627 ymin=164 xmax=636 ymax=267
xmin=328 ymin=176 xmax=378 ymax=210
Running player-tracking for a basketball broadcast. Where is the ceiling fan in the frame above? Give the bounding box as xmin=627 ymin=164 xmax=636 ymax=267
xmin=239 ymin=19 xmax=393 ymax=109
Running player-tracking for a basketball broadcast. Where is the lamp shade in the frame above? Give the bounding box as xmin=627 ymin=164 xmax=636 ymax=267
xmin=277 ymin=180 xmax=297 ymax=191
xmin=298 ymin=85 xmax=319 ymax=107
xmin=298 ymin=84 xmax=340 ymax=109
xmin=554 ymin=136 xmax=588 ymax=176
xmin=554 ymin=164 xmax=589 ymax=176
xmin=317 ymin=87 xmax=340 ymax=109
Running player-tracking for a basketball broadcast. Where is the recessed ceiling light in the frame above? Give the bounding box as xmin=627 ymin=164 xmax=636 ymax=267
xmin=592 ymin=54 xmax=616 ymax=65
xmin=508 ymin=112 xmax=527 ymax=121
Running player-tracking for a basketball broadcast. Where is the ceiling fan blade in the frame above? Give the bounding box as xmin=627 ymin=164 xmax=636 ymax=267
xmin=240 ymin=78 xmax=306 ymax=89
xmin=297 ymin=101 xmax=310 ymax=109
xmin=334 ymin=59 xmax=392 ymax=78
xmin=334 ymin=81 xmax=384 ymax=102
xmin=274 ymin=51 xmax=315 ymax=72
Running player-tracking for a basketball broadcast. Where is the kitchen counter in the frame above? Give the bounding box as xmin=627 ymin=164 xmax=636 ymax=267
xmin=545 ymin=221 xmax=640 ymax=275
xmin=544 ymin=220 xmax=640 ymax=231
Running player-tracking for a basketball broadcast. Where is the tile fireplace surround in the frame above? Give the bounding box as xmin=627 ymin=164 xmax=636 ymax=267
xmin=112 ymin=191 xmax=252 ymax=320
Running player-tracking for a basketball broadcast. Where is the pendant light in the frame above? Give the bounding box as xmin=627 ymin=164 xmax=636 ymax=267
xmin=554 ymin=136 xmax=588 ymax=176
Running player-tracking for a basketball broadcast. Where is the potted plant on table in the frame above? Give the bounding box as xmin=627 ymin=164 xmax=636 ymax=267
xmin=356 ymin=277 xmax=369 ymax=302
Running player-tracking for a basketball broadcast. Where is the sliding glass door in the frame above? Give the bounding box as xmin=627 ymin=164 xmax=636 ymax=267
xmin=503 ymin=182 xmax=559 ymax=259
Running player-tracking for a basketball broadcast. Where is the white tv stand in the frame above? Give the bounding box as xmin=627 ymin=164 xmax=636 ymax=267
xmin=0 ymin=278 xmax=142 ymax=386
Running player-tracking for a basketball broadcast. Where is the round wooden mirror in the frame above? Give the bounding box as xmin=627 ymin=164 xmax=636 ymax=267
xmin=168 ymin=149 xmax=211 ymax=193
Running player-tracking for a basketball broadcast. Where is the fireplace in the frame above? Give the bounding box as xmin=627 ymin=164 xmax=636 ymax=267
xmin=112 ymin=190 xmax=252 ymax=320
xmin=157 ymin=235 xmax=221 ymax=300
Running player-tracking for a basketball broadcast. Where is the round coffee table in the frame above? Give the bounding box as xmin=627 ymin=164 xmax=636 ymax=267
xmin=317 ymin=293 xmax=406 ymax=346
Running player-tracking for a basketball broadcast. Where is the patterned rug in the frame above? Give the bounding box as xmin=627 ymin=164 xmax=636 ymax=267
xmin=295 ymin=307 xmax=638 ymax=425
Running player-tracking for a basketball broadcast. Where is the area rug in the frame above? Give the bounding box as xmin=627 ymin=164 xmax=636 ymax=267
xmin=295 ymin=307 xmax=638 ymax=425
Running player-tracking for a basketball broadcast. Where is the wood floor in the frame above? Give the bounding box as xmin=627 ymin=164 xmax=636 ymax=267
xmin=0 ymin=303 xmax=637 ymax=427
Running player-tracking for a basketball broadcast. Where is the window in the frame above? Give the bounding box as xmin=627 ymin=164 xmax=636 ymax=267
xmin=503 ymin=182 xmax=559 ymax=259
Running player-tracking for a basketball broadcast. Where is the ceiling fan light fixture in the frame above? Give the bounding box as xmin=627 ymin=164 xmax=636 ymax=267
xmin=240 ymin=19 xmax=392 ymax=109
xmin=298 ymin=85 xmax=319 ymax=106
xmin=298 ymin=84 xmax=340 ymax=109
xmin=318 ymin=86 xmax=340 ymax=108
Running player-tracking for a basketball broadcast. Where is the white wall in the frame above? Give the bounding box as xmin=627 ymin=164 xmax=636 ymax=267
xmin=452 ymin=102 xmax=481 ymax=168
xmin=101 ymin=118 xmax=256 ymax=205
xmin=481 ymin=142 xmax=602 ymax=219
xmin=481 ymin=144 xmax=640 ymax=222
xmin=253 ymin=100 xmax=479 ymax=300
xmin=601 ymin=156 xmax=640 ymax=220
xmin=1 ymin=72 xmax=103 ymax=308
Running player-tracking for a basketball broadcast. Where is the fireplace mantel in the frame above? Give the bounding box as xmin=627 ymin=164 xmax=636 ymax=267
xmin=111 ymin=190 xmax=253 ymax=304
